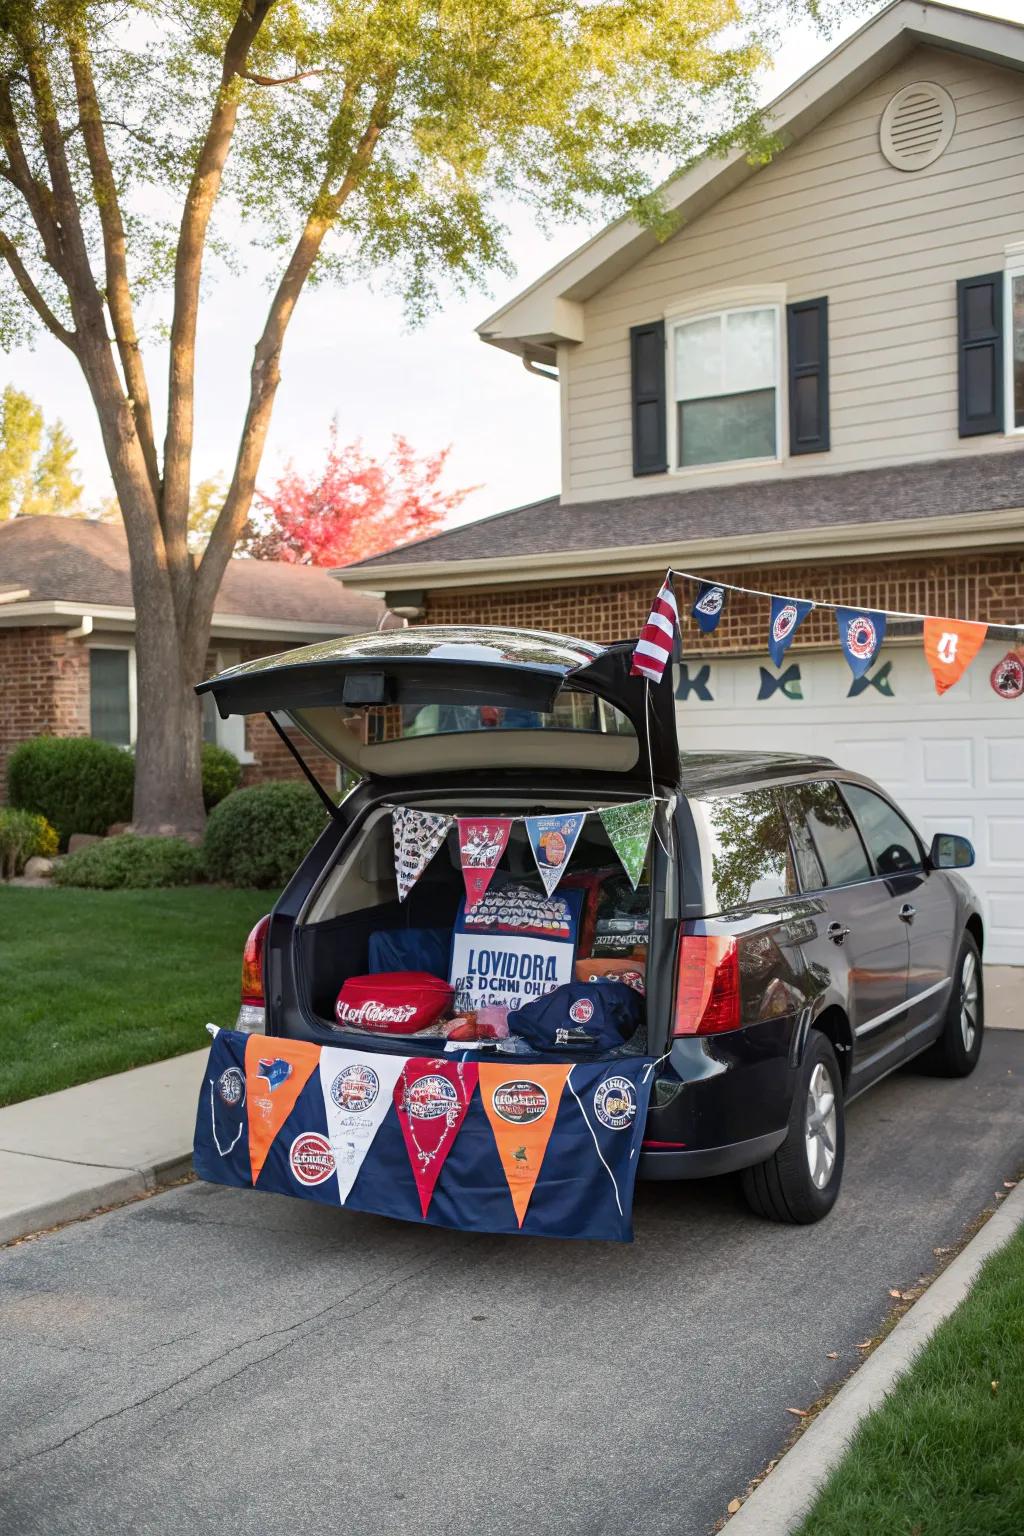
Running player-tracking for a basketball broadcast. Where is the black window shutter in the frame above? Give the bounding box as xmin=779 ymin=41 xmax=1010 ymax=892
xmin=630 ymin=319 xmax=667 ymax=475
xmin=957 ymin=273 xmax=1004 ymax=436
xmin=787 ymin=297 xmax=830 ymax=455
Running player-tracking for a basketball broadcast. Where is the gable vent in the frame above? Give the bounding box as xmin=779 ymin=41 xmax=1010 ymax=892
xmin=880 ymin=82 xmax=956 ymax=171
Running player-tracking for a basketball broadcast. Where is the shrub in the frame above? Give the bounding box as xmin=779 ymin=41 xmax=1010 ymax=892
xmin=203 ymin=780 xmax=328 ymax=888
xmin=0 ymin=808 xmax=59 ymax=878
xmin=201 ymin=742 xmax=242 ymax=809
xmin=53 ymin=835 xmax=204 ymax=890
xmin=6 ymin=735 xmax=134 ymax=844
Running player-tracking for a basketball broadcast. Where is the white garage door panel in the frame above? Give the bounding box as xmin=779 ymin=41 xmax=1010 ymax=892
xmin=678 ymin=640 xmax=1024 ymax=965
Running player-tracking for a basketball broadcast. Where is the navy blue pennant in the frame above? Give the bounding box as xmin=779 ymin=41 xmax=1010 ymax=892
xmin=768 ymin=596 xmax=814 ymax=668
xmin=691 ymin=583 xmax=727 ymax=633
xmin=836 ymin=608 xmax=887 ymax=679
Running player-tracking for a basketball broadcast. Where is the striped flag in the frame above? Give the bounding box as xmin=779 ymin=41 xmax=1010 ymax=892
xmin=631 ymin=578 xmax=679 ymax=684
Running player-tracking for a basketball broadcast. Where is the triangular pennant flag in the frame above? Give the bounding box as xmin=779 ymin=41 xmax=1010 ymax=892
xmin=923 ymin=617 xmax=988 ymax=695
xmin=393 ymin=806 xmax=453 ymax=902
xmin=457 ymin=817 xmax=513 ymax=909
xmin=244 ymin=1035 xmax=322 ymax=1186
xmin=631 ymin=577 xmax=679 ymax=683
xmin=319 ymin=1047 xmax=407 ymax=1205
xmin=835 ymin=608 xmax=887 ymax=679
xmin=394 ymin=1058 xmax=478 ymax=1218
xmin=768 ymin=595 xmax=814 ymax=668
xmin=599 ymin=800 xmax=655 ymax=890
xmin=479 ymin=1064 xmax=571 ymax=1228
xmin=525 ymin=812 xmax=587 ymax=896
xmin=691 ymin=582 xmax=727 ymax=634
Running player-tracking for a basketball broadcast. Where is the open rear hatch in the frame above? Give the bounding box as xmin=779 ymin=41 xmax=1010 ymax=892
xmin=196 ymin=625 xmax=679 ymax=786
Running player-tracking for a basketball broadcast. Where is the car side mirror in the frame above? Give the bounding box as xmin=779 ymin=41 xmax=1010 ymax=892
xmin=929 ymin=833 xmax=975 ymax=870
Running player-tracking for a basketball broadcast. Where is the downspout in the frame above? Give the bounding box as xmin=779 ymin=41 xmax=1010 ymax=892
xmin=522 ymin=350 xmax=558 ymax=382
xmin=65 ymin=614 xmax=94 ymax=641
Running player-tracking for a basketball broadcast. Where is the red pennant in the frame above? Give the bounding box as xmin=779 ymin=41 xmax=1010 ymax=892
xmin=457 ymin=817 xmax=512 ymax=909
xmin=393 ymin=1058 xmax=478 ymax=1218
xmin=923 ymin=617 xmax=988 ymax=695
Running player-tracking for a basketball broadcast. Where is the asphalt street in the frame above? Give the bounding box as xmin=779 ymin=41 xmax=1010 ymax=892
xmin=2 ymin=1030 xmax=1023 ymax=1536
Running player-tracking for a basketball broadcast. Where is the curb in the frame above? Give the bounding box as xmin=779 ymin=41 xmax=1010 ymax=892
xmin=723 ymin=1177 xmax=1024 ymax=1534
xmin=0 ymin=1151 xmax=194 ymax=1246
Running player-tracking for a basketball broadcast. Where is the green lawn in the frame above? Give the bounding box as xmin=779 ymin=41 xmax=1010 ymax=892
xmin=0 ymin=886 xmax=277 ymax=1106
xmin=795 ymin=1224 xmax=1024 ymax=1536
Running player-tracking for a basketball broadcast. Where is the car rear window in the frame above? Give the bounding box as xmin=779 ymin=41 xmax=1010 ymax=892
xmin=783 ymin=782 xmax=871 ymax=889
xmin=346 ymin=688 xmax=636 ymax=744
xmin=692 ymin=788 xmax=799 ymax=912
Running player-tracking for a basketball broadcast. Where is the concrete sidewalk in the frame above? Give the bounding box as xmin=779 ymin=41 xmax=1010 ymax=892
xmin=1 ymin=965 xmax=1020 ymax=1247
xmin=0 ymin=1049 xmax=206 ymax=1244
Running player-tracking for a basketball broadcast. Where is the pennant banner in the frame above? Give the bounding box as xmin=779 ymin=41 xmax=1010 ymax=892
xmin=836 ymin=607 xmax=887 ymax=679
xmin=525 ymin=812 xmax=587 ymax=896
xmin=394 ymin=1058 xmax=478 ymax=1218
xmin=691 ymin=582 xmax=727 ymax=634
xmin=457 ymin=817 xmax=513 ymax=910
xmin=599 ymin=800 xmax=655 ymax=891
xmin=924 ymin=617 xmax=988 ymax=695
xmin=194 ymin=1030 xmax=654 ymax=1241
xmin=393 ymin=806 xmax=453 ymax=903
xmin=768 ymin=595 xmax=814 ymax=668
xmin=631 ymin=578 xmax=679 ymax=684
xmin=991 ymin=652 xmax=1024 ymax=700
xmin=478 ymin=1064 xmax=571 ymax=1227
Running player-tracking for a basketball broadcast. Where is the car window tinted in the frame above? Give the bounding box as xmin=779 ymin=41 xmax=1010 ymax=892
xmin=693 ymin=788 xmax=798 ymax=912
xmin=784 ymin=782 xmax=871 ymax=888
xmin=784 ymin=797 xmax=827 ymax=891
xmin=843 ymin=783 xmax=922 ymax=876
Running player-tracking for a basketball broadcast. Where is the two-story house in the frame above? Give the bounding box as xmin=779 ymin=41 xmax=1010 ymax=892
xmin=338 ymin=0 xmax=1024 ymax=963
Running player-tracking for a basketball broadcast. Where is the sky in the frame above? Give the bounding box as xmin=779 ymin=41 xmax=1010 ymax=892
xmin=3 ymin=0 xmax=1022 ymax=529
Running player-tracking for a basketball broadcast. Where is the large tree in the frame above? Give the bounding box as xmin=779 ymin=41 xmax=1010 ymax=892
xmin=0 ymin=0 xmax=839 ymax=835
xmin=0 ymin=382 xmax=83 ymax=517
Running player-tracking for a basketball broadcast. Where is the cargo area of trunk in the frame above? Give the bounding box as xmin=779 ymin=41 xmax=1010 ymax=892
xmin=295 ymin=795 xmax=656 ymax=1056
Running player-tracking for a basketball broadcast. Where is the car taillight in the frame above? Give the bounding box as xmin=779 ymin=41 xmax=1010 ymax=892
xmin=237 ymin=914 xmax=270 ymax=1033
xmin=674 ymin=934 xmax=740 ymax=1036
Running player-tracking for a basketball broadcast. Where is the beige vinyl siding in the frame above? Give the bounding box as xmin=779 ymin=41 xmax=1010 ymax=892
xmin=563 ymin=46 xmax=1024 ymax=503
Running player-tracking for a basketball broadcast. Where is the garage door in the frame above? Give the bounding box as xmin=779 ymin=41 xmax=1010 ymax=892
xmin=676 ymin=640 xmax=1023 ymax=965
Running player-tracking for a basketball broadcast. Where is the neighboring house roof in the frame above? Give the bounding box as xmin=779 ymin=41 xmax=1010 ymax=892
xmin=0 ymin=516 xmax=384 ymax=636
xmin=338 ymin=449 xmax=1024 ymax=592
xmin=477 ymin=0 xmax=1024 ymax=362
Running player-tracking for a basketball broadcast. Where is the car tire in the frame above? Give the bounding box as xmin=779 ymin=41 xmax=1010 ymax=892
xmin=919 ymin=935 xmax=984 ymax=1079
xmin=741 ymin=1032 xmax=845 ymax=1225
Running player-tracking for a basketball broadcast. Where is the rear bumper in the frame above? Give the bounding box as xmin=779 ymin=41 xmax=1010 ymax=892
xmin=637 ymin=1021 xmax=796 ymax=1180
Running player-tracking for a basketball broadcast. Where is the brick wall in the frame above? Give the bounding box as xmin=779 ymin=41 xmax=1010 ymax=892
xmin=242 ymin=712 xmax=340 ymax=794
xmin=422 ymin=551 xmax=1024 ymax=654
xmin=0 ymin=626 xmax=90 ymax=795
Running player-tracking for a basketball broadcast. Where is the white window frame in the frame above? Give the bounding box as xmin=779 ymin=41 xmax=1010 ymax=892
xmin=1004 ymin=243 xmax=1024 ymax=437
xmin=206 ymin=647 xmax=255 ymax=763
xmin=666 ymin=290 xmax=786 ymax=475
xmin=88 ymin=642 xmax=137 ymax=748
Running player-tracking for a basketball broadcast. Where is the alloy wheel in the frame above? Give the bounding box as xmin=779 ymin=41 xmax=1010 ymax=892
xmin=805 ymin=1062 xmax=837 ymax=1190
xmin=960 ymin=951 xmax=979 ymax=1054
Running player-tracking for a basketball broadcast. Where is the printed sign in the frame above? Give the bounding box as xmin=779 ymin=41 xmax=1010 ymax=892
xmin=457 ymin=818 xmax=513 ymax=909
xmin=392 ymin=807 xmax=453 ymax=903
xmin=525 ymin=812 xmax=586 ymax=896
xmin=479 ymin=1064 xmax=571 ymax=1227
xmin=768 ymin=596 xmax=813 ymax=667
xmin=449 ymin=885 xmax=582 ymax=1011
xmin=923 ymin=616 xmax=988 ymax=696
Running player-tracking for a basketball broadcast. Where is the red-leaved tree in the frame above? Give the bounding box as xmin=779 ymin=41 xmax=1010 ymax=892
xmin=244 ymin=428 xmax=475 ymax=566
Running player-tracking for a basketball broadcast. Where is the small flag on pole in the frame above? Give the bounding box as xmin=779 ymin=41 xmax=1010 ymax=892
xmin=631 ymin=578 xmax=679 ymax=684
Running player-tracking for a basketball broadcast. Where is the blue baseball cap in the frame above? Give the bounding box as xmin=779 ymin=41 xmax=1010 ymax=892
xmin=508 ymin=980 xmax=642 ymax=1054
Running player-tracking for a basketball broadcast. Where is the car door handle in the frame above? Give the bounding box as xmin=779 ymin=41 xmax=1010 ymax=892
xmin=827 ymin=921 xmax=850 ymax=945
xmin=899 ymin=903 xmax=916 ymax=923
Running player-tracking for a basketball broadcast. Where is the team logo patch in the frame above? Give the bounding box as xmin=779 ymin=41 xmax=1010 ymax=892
xmin=216 ymin=1066 xmax=245 ymax=1107
xmin=991 ymin=654 xmax=1024 ymax=700
xmin=772 ymin=603 xmax=799 ymax=643
xmin=330 ymin=1063 xmax=380 ymax=1113
xmin=696 ymin=586 xmax=724 ymax=617
xmin=402 ymin=1073 xmax=459 ymax=1122
xmin=289 ymin=1132 xmax=335 ymax=1186
xmin=845 ymin=615 xmax=877 ymax=660
xmin=492 ymin=1079 xmax=549 ymax=1125
xmin=257 ymin=1057 xmax=292 ymax=1091
xmin=568 ymin=997 xmax=595 ymax=1025
xmin=593 ymin=1076 xmax=637 ymax=1131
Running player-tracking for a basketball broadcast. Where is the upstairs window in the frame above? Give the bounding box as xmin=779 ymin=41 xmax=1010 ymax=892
xmin=671 ymin=306 xmax=779 ymax=468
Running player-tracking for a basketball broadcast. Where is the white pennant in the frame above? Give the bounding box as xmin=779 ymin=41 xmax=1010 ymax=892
xmin=319 ymin=1047 xmax=407 ymax=1204
xmin=393 ymin=807 xmax=453 ymax=902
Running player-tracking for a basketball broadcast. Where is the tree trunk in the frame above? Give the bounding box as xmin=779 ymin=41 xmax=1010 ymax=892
xmin=130 ymin=575 xmax=207 ymax=838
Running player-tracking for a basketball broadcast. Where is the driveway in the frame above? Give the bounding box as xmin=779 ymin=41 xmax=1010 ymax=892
xmin=2 ymin=1030 xmax=1023 ymax=1536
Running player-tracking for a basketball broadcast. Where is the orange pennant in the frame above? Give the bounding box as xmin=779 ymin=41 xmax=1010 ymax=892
xmin=244 ymin=1036 xmax=322 ymax=1185
xmin=479 ymin=1064 xmax=570 ymax=1227
xmin=923 ymin=617 xmax=988 ymax=695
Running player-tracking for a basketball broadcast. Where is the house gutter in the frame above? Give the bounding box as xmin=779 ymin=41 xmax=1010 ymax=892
xmin=0 ymin=599 xmax=369 ymax=642
xmin=335 ymin=506 xmax=1024 ymax=596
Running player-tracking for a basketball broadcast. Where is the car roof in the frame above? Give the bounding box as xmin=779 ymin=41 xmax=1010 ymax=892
xmin=678 ymin=750 xmax=838 ymax=793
